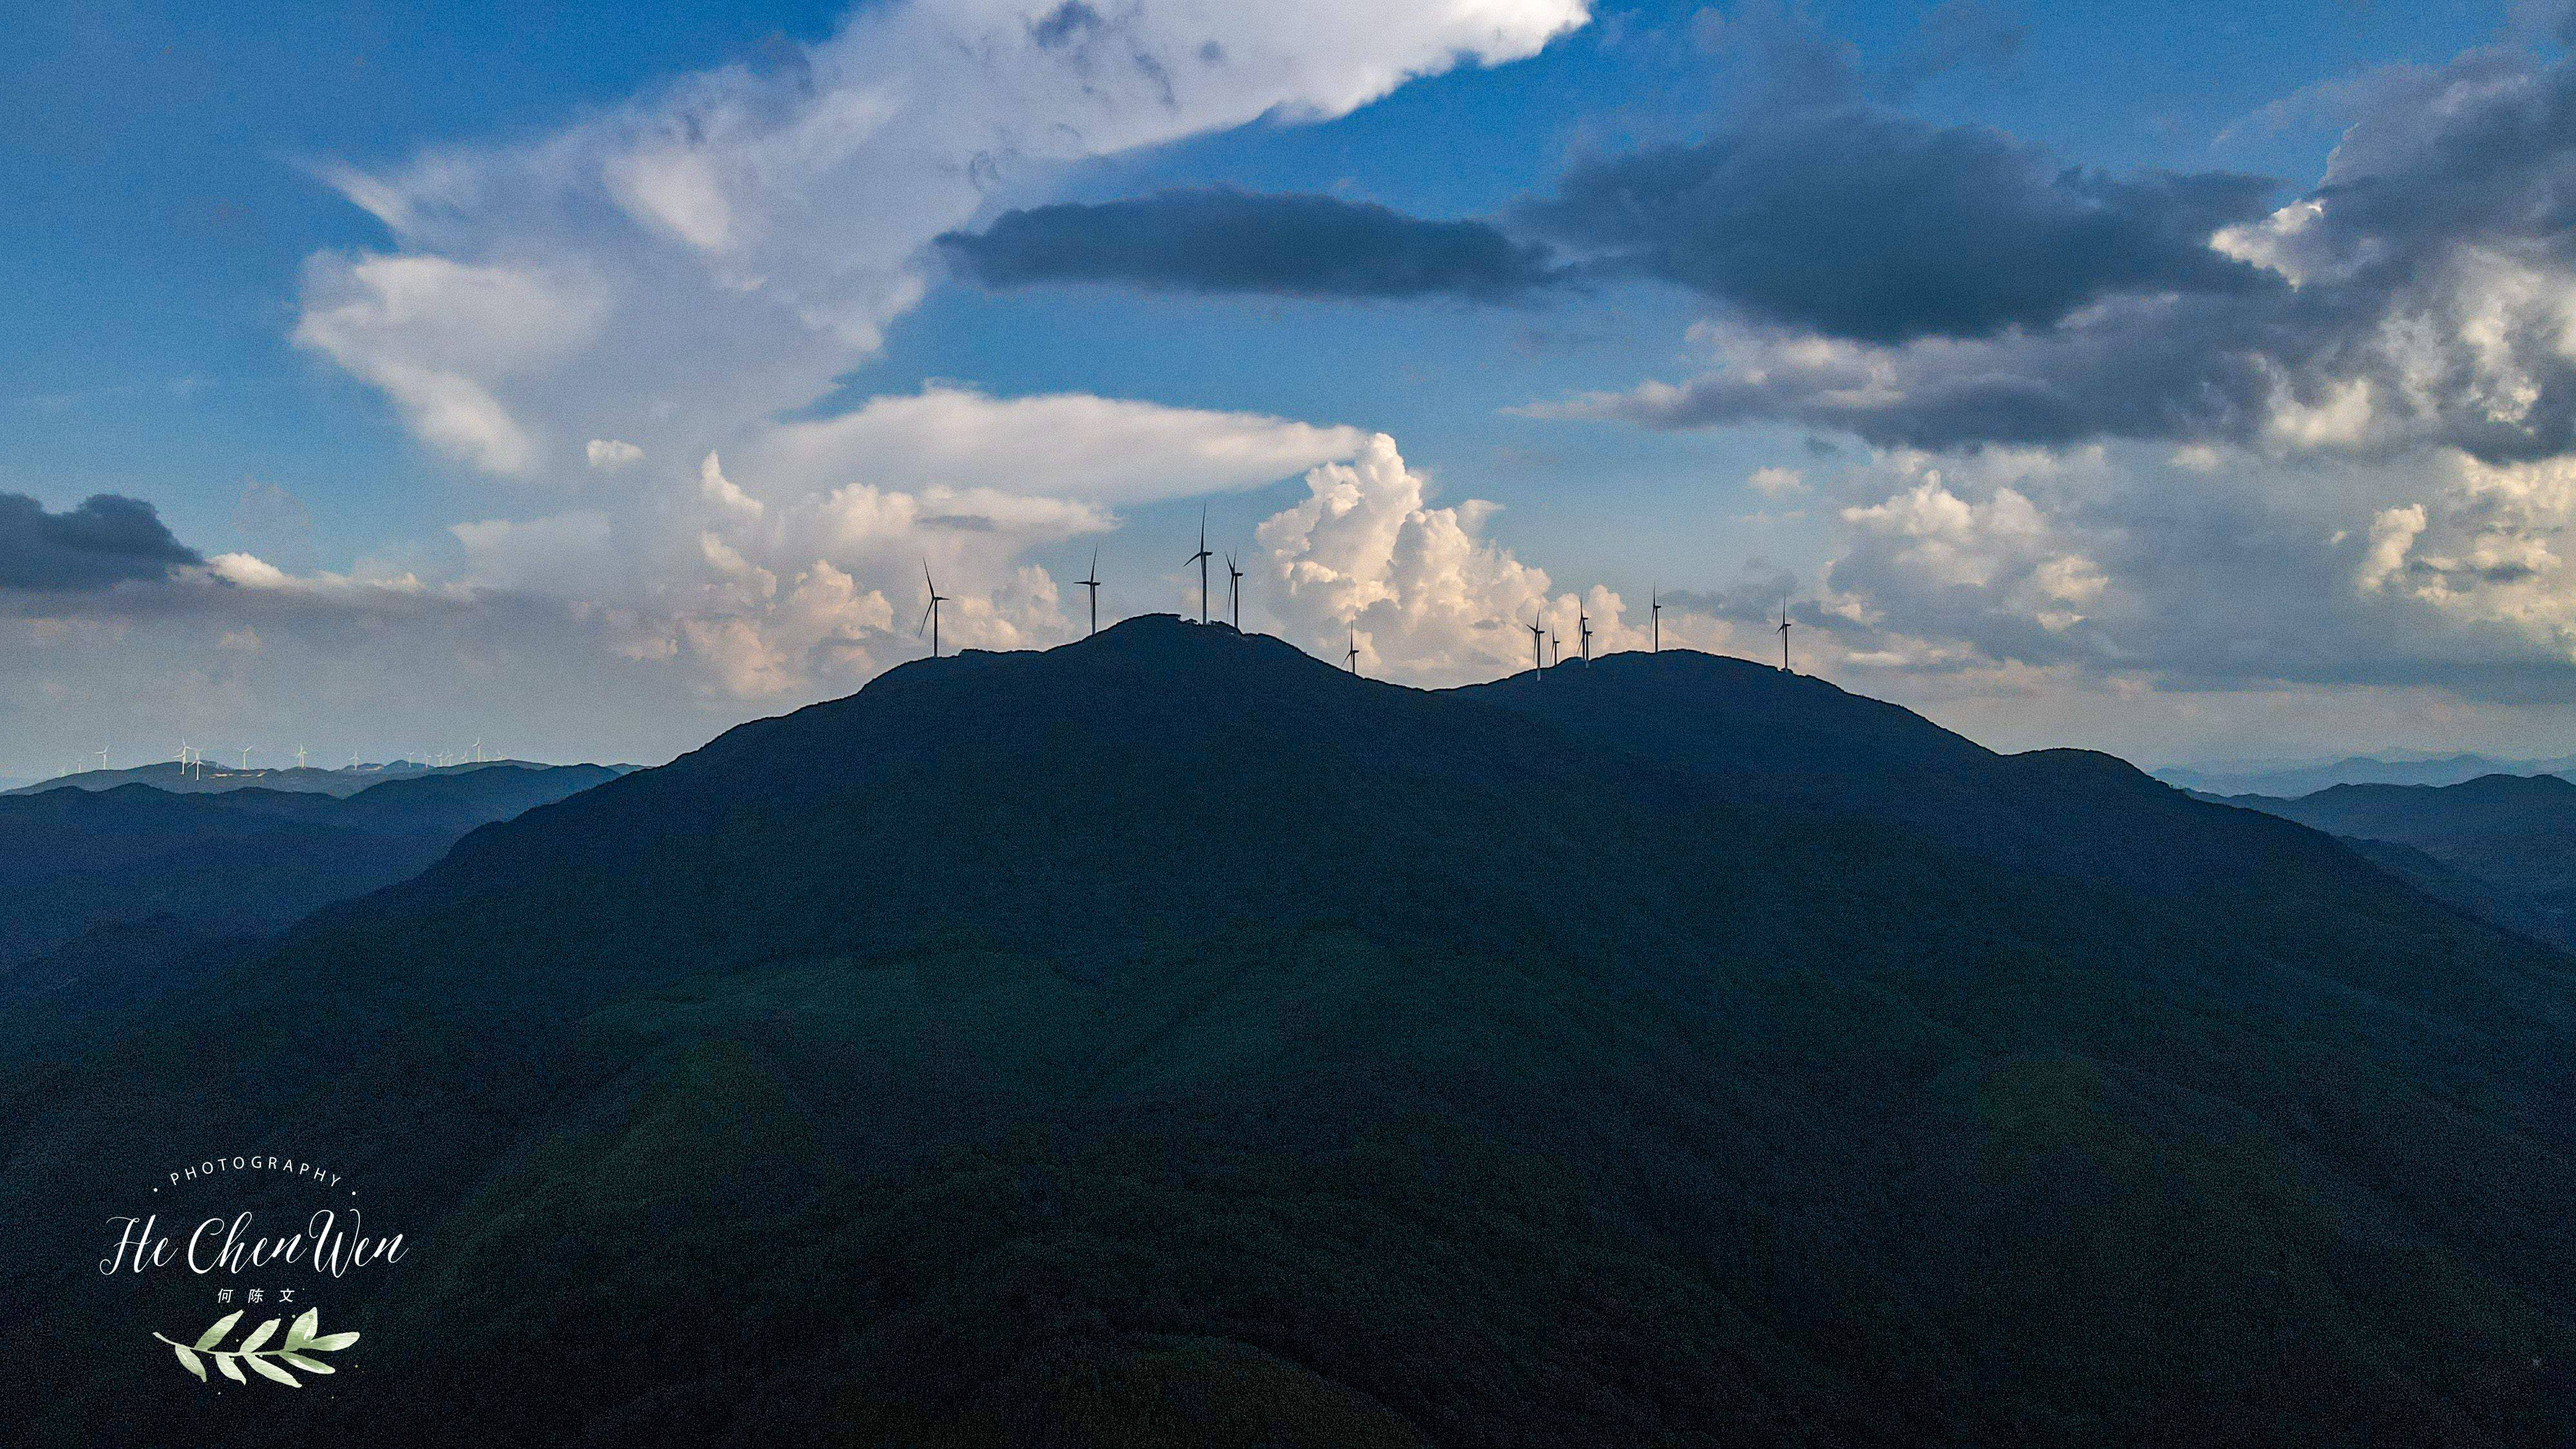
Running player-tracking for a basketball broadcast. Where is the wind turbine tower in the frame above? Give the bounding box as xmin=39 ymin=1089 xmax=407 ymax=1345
xmin=1549 ymin=630 xmax=1560 ymax=668
xmin=1075 ymin=545 xmax=1102 ymax=636
xmin=294 ymin=744 xmax=308 ymax=770
xmin=1225 ymin=551 xmax=1244 ymax=630
xmin=1186 ymin=508 xmax=1214 ymax=624
xmin=238 ymin=745 xmax=252 ymax=771
xmin=1578 ymin=604 xmax=1593 ymax=665
xmin=919 ymin=561 xmax=949 ymax=658
xmin=1525 ymin=612 xmax=1546 ymax=676
xmin=95 ymin=744 xmax=108 ymax=773
xmin=1345 ymin=630 xmax=1361 ymax=675
xmin=1651 ymin=587 xmax=1662 ymax=654
xmin=1777 ymin=594 xmax=1794 ymax=673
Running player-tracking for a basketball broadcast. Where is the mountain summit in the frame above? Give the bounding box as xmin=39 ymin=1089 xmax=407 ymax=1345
xmin=8 ymin=618 xmax=2573 ymax=1446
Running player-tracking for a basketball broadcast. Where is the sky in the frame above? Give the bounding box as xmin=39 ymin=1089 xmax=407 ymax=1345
xmin=11 ymin=0 xmax=2576 ymax=777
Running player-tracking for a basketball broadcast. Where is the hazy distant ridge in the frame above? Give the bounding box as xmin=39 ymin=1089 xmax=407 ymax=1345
xmin=2155 ymin=751 xmax=2576 ymax=797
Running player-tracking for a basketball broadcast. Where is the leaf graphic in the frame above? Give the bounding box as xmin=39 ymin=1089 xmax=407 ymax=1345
xmin=160 ymin=1309 xmax=355 ymax=1387
xmin=194 ymin=1311 xmax=242 ymax=1351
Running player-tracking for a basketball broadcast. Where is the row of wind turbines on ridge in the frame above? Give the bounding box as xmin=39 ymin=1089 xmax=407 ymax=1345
xmin=915 ymin=506 xmax=1803 ymax=677
xmin=143 ymin=738 xmax=490 ymax=781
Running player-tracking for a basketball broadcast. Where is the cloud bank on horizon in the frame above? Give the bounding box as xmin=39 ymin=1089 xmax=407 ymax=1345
xmin=22 ymin=0 xmax=2576 ymax=768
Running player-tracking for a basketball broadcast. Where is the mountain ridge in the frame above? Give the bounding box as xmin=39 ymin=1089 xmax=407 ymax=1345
xmin=7 ymin=617 xmax=2573 ymax=1446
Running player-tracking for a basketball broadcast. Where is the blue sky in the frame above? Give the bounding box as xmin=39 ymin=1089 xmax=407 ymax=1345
xmin=8 ymin=0 xmax=2576 ymax=775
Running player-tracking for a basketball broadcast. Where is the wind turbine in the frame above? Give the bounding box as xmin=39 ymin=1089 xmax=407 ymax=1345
xmin=1549 ymin=630 xmax=1560 ymax=668
xmin=1777 ymin=594 xmax=1794 ymax=673
xmin=293 ymin=744 xmax=308 ymax=770
xmin=1345 ymin=630 xmax=1361 ymax=675
xmin=1578 ymin=603 xmax=1593 ymax=665
xmin=1075 ymin=545 xmax=1102 ymax=636
xmin=238 ymin=745 xmax=252 ymax=771
xmin=1185 ymin=507 xmax=1213 ymax=624
xmin=1224 ymin=551 xmax=1244 ymax=630
xmin=1651 ymin=587 xmax=1662 ymax=654
xmin=94 ymin=744 xmax=108 ymax=773
xmin=469 ymin=737 xmax=482 ymax=764
xmin=1524 ymin=609 xmax=1546 ymax=676
xmin=919 ymin=560 xmax=948 ymax=658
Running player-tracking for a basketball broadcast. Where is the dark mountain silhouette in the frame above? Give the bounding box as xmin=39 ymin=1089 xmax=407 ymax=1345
xmin=1460 ymin=652 xmax=2282 ymax=894
xmin=0 ymin=764 xmax=624 ymax=998
xmin=2219 ymin=772 xmax=2576 ymax=950
xmin=6 ymin=619 xmax=2573 ymax=1447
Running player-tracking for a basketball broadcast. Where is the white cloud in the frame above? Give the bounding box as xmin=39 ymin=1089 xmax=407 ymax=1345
xmin=699 ymin=451 xmax=763 ymax=520
xmin=587 ymin=438 xmax=646 ymax=469
xmin=2358 ymin=503 xmax=2426 ymax=593
xmin=293 ymin=255 xmax=607 ymax=477
xmin=1251 ymin=433 xmax=1737 ymax=682
xmin=1748 ymin=464 xmax=1806 ymax=496
xmin=225 ymin=0 xmax=1584 ymax=718
xmin=1840 ymin=473 xmax=2049 ymax=590
xmin=746 ymin=384 xmax=1368 ymax=506
xmin=298 ymin=0 xmax=1587 ymax=485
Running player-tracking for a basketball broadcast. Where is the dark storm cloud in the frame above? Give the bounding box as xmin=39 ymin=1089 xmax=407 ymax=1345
xmin=941 ymin=115 xmax=2273 ymax=346
xmin=1555 ymin=49 xmax=2576 ymax=462
xmin=935 ymin=189 xmax=1567 ymax=302
xmin=0 ymin=493 xmax=201 ymax=591
xmin=1517 ymin=109 xmax=2278 ymax=344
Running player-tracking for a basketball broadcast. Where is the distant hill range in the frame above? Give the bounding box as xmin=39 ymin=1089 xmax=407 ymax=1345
xmin=6 ymin=618 xmax=2573 ymax=1446
xmin=0 ymin=762 xmax=627 ymax=1015
xmin=2155 ymin=750 xmax=2576 ymax=797
xmin=2214 ymin=772 xmax=2576 ymax=952
xmin=6 ymin=757 xmax=564 ymax=798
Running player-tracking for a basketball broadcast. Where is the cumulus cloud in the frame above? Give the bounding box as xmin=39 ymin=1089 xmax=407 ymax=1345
xmin=295 ymin=0 xmax=1587 ymax=483
xmin=0 ymin=493 xmax=203 ymax=591
xmin=151 ymin=0 xmax=1585 ymax=743
xmin=1540 ymin=47 xmax=2576 ymax=467
xmin=1249 ymin=434 xmax=1742 ymax=681
xmin=587 ymin=438 xmax=646 ymax=469
xmin=2358 ymin=504 xmax=2427 ymax=593
xmin=938 ymin=188 xmax=1566 ymax=301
